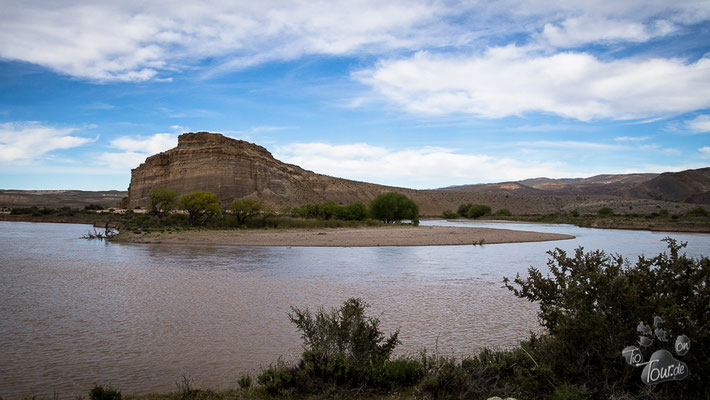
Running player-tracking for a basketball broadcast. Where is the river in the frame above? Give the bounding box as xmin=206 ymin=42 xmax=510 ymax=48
xmin=1 ymin=220 xmax=708 ymax=398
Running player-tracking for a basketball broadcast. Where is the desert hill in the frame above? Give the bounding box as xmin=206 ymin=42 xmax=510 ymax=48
xmin=0 ymin=189 xmax=127 ymax=208
xmin=617 ymin=167 xmax=710 ymax=204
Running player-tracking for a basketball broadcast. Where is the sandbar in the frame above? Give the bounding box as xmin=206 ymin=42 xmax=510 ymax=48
xmin=115 ymin=225 xmax=574 ymax=247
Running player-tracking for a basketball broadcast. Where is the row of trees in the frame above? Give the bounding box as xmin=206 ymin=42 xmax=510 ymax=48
xmin=147 ymin=189 xmax=419 ymax=226
xmin=442 ymin=203 xmax=511 ymax=219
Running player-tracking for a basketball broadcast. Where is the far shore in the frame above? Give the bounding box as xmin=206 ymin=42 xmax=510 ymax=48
xmin=112 ymin=225 xmax=575 ymax=247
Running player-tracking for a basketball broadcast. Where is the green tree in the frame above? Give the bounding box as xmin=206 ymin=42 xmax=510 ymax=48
xmin=179 ymin=190 xmax=222 ymax=225
xmin=229 ymin=198 xmax=263 ymax=225
xmin=337 ymin=202 xmax=368 ymax=221
xmin=318 ymin=201 xmax=340 ymax=220
xmin=457 ymin=203 xmax=473 ymax=216
xmin=148 ymin=188 xmax=178 ymax=219
xmin=369 ymin=192 xmax=419 ymax=224
xmin=466 ymin=204 xmax=491 ymax=219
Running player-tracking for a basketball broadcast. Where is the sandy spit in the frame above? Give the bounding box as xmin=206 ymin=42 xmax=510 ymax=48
xmin=115 ymin=226 xmax=574 ymax=247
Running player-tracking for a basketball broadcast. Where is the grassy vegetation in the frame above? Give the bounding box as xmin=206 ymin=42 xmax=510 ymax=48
xmin=443 ymin=202 xmax=710 ymax=232
xmin=485 ymin=209 xmax=710 ymax=232
xmin=30 ymin=239 xmax=706 ymax=400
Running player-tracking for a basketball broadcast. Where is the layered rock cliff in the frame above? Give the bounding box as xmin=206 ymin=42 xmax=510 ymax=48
xmin=127 ymin=132 xmax=404 ymax=210
xmin=126 ymin=132 xmax=704 ymax=215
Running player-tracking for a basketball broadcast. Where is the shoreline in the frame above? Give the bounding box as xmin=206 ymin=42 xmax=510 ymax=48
xmin=112 ymin=225 xmax=575 ymax=247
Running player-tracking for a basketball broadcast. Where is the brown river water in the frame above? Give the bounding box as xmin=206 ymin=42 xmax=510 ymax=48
xmin=1 ymin=220 xmax=708 ymax=398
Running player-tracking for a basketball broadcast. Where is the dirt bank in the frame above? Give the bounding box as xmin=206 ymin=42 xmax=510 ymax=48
xmin=114 ymin=225 xmax=574 ymax=247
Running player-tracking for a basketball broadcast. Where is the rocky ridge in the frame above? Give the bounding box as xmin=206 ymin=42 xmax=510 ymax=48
xmin=125 ymin=132 xmax=705 ymax=215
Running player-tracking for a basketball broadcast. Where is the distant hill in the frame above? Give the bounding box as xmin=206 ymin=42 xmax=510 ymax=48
xmin=445 ymin=173 xmax=659 ymax=196
xmin=617 ymin=167 xmax=710 ymax=204
xmin=2 ymin=133 xmax=707 ymax=215
xmin=0 ymin=190 xmax=127 ymax=208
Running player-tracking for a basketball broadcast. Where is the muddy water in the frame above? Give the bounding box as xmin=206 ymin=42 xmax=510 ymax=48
xmin=1 ymin=221 xmax=708 ymax=398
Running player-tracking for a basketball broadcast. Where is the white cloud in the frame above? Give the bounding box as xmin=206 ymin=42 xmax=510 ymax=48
xmin=614 ymin=136 xmax=651 ymax=142
xmin=514 ymin=140 xmax=620 ymax=150
xmin=356 ymin=48 xmax=710 ymax=121
xmin=684 ymin=114 xmax=710 ymax=133
xmin=0 ymin=0 xmax=447 ymax=81
xmin=99 ymin=133 xmax=178 ymax=169
xmin=538 ymin=17 xmax=675 ymax=48
xmin=274 ymin=142 xmax=567 ymax=189
xmin=110 ymin=133 xmax=177 ymax=154
xmin=0 ymin=122 xmax=93 ymax=164
xmin=700 ymin=147 xmax=710 ymax=157
xmin=1 ymin=1 xmax=708 ymax=82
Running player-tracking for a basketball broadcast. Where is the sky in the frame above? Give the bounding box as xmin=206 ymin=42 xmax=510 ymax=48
xmin=1 ymin=0 xmax=709 ymax=190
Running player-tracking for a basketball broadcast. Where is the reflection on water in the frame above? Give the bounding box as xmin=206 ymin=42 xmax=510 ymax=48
xmin=1 ymin=221 xmax=708 ymax=398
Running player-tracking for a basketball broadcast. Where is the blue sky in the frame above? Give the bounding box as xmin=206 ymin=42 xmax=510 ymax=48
xmin=1 ymin=0 xmax=709 ymax=190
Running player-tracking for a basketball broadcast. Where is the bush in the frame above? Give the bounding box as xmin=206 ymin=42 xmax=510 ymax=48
xmin=504 ymin=238 xmax=710 ymax=398
xmin=369 ymin=192 xmax=419 ymax=224
xmin=494 ymin=208 xmax=512 ymax=216
xmin=288 ymin=298 xmax=400 ymax=388
xmin=336 ymin=202 xmax=368 ymax=221
xmin=442 ymin=210 xmax=459 ymax=219
xmin=687 ymin=206 xmax=708 ymax=217
xmin=457 ymin=203 xmax=473 ymax=216
xmin=89 ymin=385 xmax=121 ymax=400
xmin=465 ymin=204 xmax=491 ymax=219
xmin=318 ymin=201 xmax=339 ymax=220
xmin=597 ymin=206 xmax=613 ymax=216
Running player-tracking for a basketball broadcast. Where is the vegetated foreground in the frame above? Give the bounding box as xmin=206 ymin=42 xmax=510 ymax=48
xmin=73 ymin=239 xmax=708 ymax=400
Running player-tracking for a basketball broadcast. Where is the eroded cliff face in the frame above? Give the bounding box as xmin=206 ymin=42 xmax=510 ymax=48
xmin=126 ymin=131 xmax=695 ymax=215
xmin=128 ymin=132 xmax=312 ymax=208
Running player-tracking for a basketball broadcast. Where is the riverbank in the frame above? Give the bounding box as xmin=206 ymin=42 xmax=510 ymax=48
xmin=112 ymin=225 xmax=574 ymax=247
xmin=471 ymin=214 xmax=710 ymax=233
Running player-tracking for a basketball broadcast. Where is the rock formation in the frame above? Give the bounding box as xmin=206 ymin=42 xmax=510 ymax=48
xmin=127 ymin=132 xmax=406 ymax=210
xmin=125 ymin=132 xmax=706 ymax=215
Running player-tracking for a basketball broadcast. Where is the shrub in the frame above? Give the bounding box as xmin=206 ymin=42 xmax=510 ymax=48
xmin=442 ymin=210 xmax=459 ymax=219
xmin=238 ymin=374 xmax=252 ymax=389
xmin=179 ymin=191 xmax=222 ymax=225
xmin=687 ymin=206 xmax=708 ymax=217
xmin=504 ymin=239 xmax=710 ymax=398
xmin=597 ymin=206 xmax=613 ymax=216
xmin=318 ymin=201 xmax=340 ymax=220
xmin=465 ymin=204 xmax=491 ymax=219
xmin=494 ymin=208 xmax=512 ymax=216
xmin=369 ymin=192 xmax=419 ymax=224
xmin=288 ymin=298 xmax=400 ymax=387
xmin=89 ymin=385 xmax=121 ymax=400
xmin=336 ymin=202 xmax=368 ymax=221
xmin=457 ymin=203 xmax=472 ymax=216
